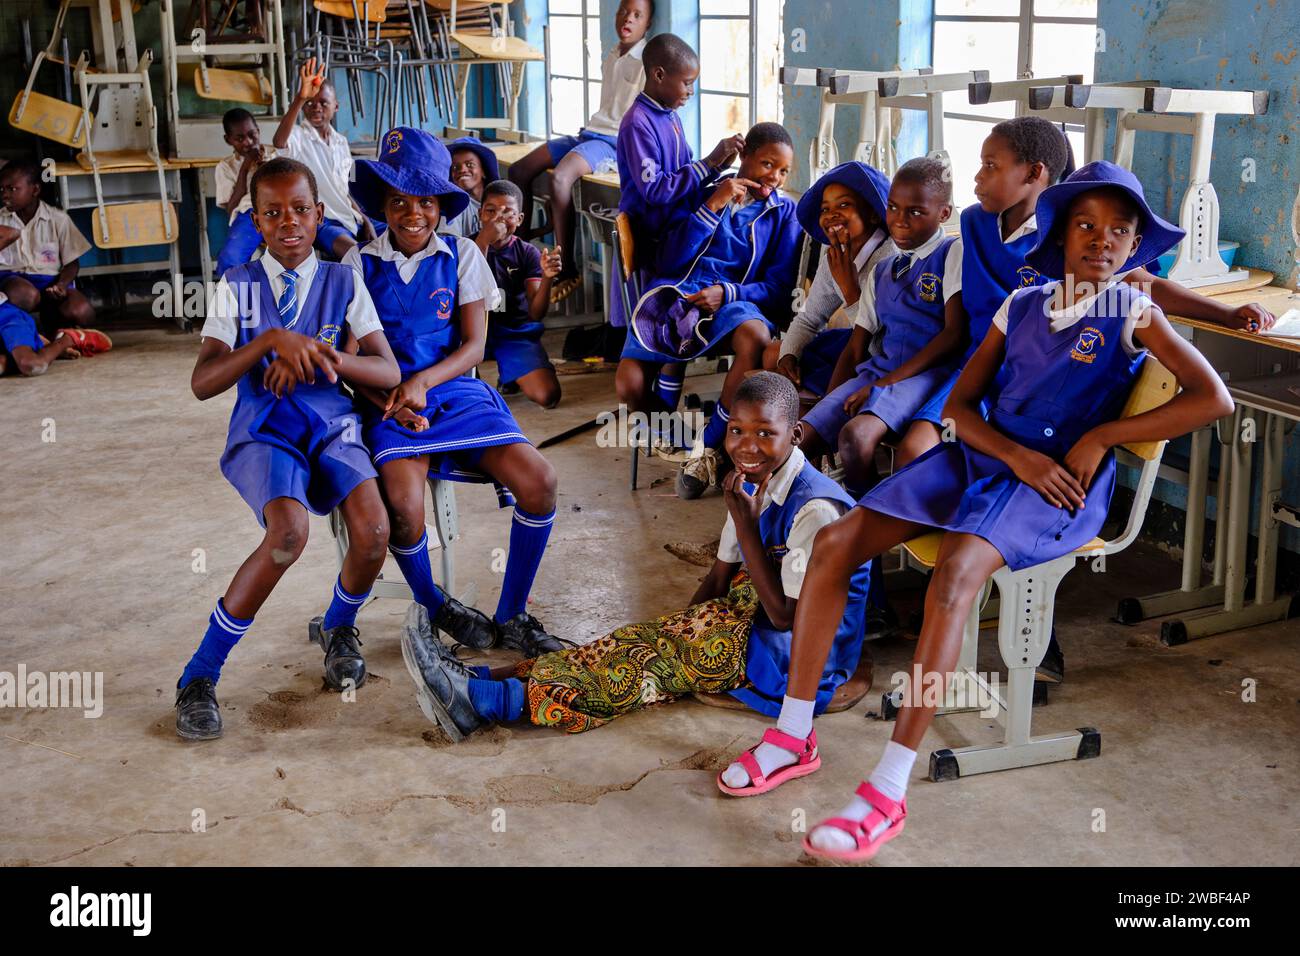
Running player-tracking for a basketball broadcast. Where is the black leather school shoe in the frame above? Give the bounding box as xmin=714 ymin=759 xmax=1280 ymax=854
xmin=175 ymin=678 xmax=223 ymax=740
xmin=431 ymin=593 xmax=499 ymax=650
xmin=496 ymin=612 xmax=567 ymax=656
xmin=308 ymin=617 xmax=368 ymax=691
xmin=399 ymin=617 xmax=485 ymax=742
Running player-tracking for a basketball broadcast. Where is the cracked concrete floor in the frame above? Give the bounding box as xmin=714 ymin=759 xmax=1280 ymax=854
xmin=2 ymin=328 xmax=1299 ymax=866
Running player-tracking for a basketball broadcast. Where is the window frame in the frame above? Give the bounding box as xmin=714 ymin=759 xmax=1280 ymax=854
xmin=698 ymin=0 xmax=760 ymax=140
xmin=546 ymin=0 xmax=603 ymax=138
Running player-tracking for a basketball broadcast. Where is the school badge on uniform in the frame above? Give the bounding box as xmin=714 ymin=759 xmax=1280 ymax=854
xmin=316 ymin=324 xmax=342 ymax=348
xmin=917 ymin=272 xmax=941 ymax=302
xmin=429 ymin=287 xmax=454 ymax=321
xmin=1016 ymin=265 xmax=1040 ymax=287
xmin=1070 ymin=326 xmax=1104 ymax=364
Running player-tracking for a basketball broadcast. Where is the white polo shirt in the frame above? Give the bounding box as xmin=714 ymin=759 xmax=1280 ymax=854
xmin=284 ymin=125 xmax=357 ymax=230
xmin=200 ymin=251 xmax=382 ymax=348
xmin=342 ymin=229 xmax=496 ymax=303
xmin=583 ymin=38 xmax=647 ymax=137
xmin=0 ymin=201 xmax=92 ymax=276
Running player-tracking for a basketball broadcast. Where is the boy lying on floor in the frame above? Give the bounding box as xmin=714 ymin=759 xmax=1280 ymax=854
xmin=400 ymin=372 xmax=871 ymax=739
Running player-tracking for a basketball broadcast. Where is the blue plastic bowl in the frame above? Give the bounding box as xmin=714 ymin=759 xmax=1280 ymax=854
xmin=1152 ymin=240 xmax=1239 ymax=277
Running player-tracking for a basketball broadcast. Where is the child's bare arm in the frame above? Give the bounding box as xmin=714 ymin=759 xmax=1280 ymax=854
xmin=690 ymin=558 xmax=741 ymax=605
xmin=725 ymin=471 xmax=798 ymax=629
xmin=224 ymin=155 xmax=256 ymax=214
xmin=191 ymin=328 xmax=338 ymax=401
xmin=825 ymin=325 xmax=870 ymax=394
xmin=382 ymin=300 xmax=489 ymax=420
xmin=1063 ymin=307 xmax=1234 ymax=490
xmin=1127 ymin=266 xmax=1276 ymax=333
xmin=525 ymin=246 xmax=561 ymax=322
xmin=0 ymin=224 xmax=20 ymax=252
xmin=334 ymin=329 xmax=400 ymax=390
xmin=273 ymin=58 xmax=324 ymax=148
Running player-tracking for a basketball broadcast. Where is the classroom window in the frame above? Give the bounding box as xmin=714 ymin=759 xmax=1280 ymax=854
xmin=547 ymin=0 xmax=603 ymax=137
xmin=698 ymin=0 xmax=784 ymax=149
xmin=933 ymin=0 xmax=1097 ymax=207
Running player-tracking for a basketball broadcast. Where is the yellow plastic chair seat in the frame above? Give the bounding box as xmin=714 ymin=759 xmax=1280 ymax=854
xmin=91 ymin=202 xmax=179 ymax=249
xmin=9 ymin=91 xmax=92 ymax=149
xmin=902 ymin=530 xmax=1106 ymax=569
xmin=450 ymin=32 xmax=543 ymax=61
xmin=75 ymin=150 xmax=157 ymax=171
xmin=194 ymin=67 xmax=272 ymax=106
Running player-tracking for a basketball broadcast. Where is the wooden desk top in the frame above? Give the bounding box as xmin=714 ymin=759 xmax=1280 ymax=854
xmin=1169 ymin=281 xmax=1300 ymax=354
xmin=487 ymin=141 xmax=539 ymax=165
xmin=55 ymin=157 xmax=200 ymax=175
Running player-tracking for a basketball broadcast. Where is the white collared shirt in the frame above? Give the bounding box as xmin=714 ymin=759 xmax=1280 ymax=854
xmin=284 ymin=125 xmax=357 ymax=229
xmin=583 ymin=38 xmax=647 ymax=138
xmin=778 ymin=228 xmax=895 ymax=360
xmin=716 ymin=446 xmax=848 ymax=599
xmin=342 ymin=229 xmax=497 ymax=306
xmin=214 ymin=148 xmax=279 ymax=224
xmin=439 ymin=196 xmax=482 ymax=238
xmin=0 ymin=201 xmax=91 ymax=276
xmin=200 ymin=251 xmax=383 ymax=348
xmin=991 ymin=278 xmax=1156 ymax=358
xmin=854 ymin=226 xmax=963 ymax=333
xmin=999 ymin=211 xmax=1038 ymax=244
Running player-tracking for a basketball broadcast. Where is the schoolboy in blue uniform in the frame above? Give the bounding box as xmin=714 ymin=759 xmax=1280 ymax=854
xmin=473 ymin=180 xmax=564 ymax=408
xmin=214 ymin=108 xmax=275 ymax=276
xmin=175 ymin=157 xmax=402 ymax=741
xmin=620 ymin=122 xmax=801 ymax=500
xmin=802 ymin=157 xmax=965 ymax=497
xmin=0 ymin=294 xmax=81 ymax=375
xmin=345 ymin=128 xmax=565 ymax=659
xmin=720 ymin=162 xmax=1235 ymax=863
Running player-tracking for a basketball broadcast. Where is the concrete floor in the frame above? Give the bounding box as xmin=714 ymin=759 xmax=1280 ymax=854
xmin=2 ymin=327 xmax=1298 ymax=867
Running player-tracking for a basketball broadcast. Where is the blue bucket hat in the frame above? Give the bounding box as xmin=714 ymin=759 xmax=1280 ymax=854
xmin=351 ymin=127 xmax=469 ymax=222
xmin=796 ymin=161 xmax=891 ymax=245
xmin=446 ymin=135 xmax=501 ymax=185
xmin=1026 ymin=160 xmax=1184 ymax=280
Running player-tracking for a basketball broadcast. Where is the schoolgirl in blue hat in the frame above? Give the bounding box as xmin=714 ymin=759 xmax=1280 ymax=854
xmin=441 ymin=136 xmax=501 ymax=239
xmin=343 ymin=128 xmax=566 ymax=661
xmin=768 ymin=160 xmax=894 ymax=399
xmin=717 ymin=160 xmax=1235 ymax=864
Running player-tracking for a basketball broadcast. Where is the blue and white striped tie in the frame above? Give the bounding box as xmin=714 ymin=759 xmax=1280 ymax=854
xmin=892 ymin=252 xmax=912 ymax=281
xmin=278 ymin=267 xmax=299 ymax=329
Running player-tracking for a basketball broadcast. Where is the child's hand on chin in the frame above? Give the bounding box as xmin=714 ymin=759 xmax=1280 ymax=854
xmin=722 ymin=469 xmax=767 ymax=526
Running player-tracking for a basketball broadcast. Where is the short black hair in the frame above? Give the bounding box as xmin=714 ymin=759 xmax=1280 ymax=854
xmin=0 ymin=159 xmax=40 ymax=186
xmin=483 ymin=179 xmax=524 ymax=210
xmin=734 ymin=371 xmax=799 ymax=427
xmin=990 ymin=116 xmax=1072 ymax=183
xmin=744 ymin=121 xmax=792 ymax=153
xmin=222 ymin=107 xmax=255 ymax=134
xmin=893 ymin=156 xmax=952 ymax=204
xmin=642 ymin=33 xmax=697 ymax=75
xmin=619 ymin=0 xmax=655 ymax=16
xmin=249 ymin=157 xmax=318 ymax=210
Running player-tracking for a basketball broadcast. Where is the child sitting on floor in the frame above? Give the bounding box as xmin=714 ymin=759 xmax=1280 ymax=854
xmin=174 ymin=157 xmax=402 ymax=741
xmin=214 ymin=108 xmax=276 ymax=276
xmin=441 ymin=136 xmax=499 ymax=239
xmin=473 ymin=179 xmax=564 ymax=408
xmin=344 ymin=127 xmax=565 ymax=659
xmin=398 ymin=372 xmax=871 ymax=741
xmin=719 ymin=162 xmax=1235 ymax=863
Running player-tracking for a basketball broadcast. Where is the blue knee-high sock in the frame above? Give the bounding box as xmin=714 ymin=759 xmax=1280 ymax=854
xmin=389 ymin=532 xmax=447 ymax=616
xmin=701 ymin=401 xmax=730 ymax=449
xmin=494 ymin=506 xmax=555 ymax=623
xmin=322 ymin=575 xmax=369 ymax=630
xmin=654 ymin=364 xmax=685 ymax=411
xmin=467 ymin=677 xmax=526 ymax=723
xmin=180 ymin=599 xmax=253 ymax=687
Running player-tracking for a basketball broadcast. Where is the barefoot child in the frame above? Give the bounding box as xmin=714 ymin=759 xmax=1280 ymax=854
xmin=766 ymin=161 xmax=894 ymax=399
xmin=273 ymin=58 xmax=374 ymax=259
xmin=344 ymin=128 xmax=565 ymax=658
xmin=474 ymin=180 xmax=564 ymax=408
xmin=441 ymin=136 xmax=500 ymax=239
xmin=399 ymin=372 xmax=871 ymax=743
xmin=720 ymin=162 xmax=1235 ymax=862
xmin=214 ymin=108 xmax=275 ymax=275
xmin=507 ymin=0 xmax=654 ymax=294
xmin=621 ymin=122 xmax=801 ymax=500
xmin=174 ymin=158 xmax=402 ymax=740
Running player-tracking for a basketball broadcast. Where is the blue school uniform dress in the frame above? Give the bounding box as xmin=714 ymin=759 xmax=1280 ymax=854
xmin=355 ymin=235 xmax=529 ymax=481
xmin=721 ymin=448 xmax=870 ymax=716
xmin=219 ymin=259 xmax=377 ymax=525
xmin=623 ymin=181 xmax=801 ymax=364
xmin=482 ymin=235 xmax=553 ymax=385
xmin=0 ymin=299 xmax=42 ymax=355
xmin=803 ymin=228 xmax=961 ymax=445
xmin=912 ymin=204 xmax=1048 ymax=428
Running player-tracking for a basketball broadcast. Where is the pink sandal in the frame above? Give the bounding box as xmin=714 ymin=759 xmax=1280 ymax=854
xmin=716 ymin=727 xmax=820 ymax=797
xmin=801 ymin=781 xmax=906 ymax=862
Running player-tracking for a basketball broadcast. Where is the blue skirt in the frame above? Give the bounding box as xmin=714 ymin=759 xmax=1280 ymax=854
xmin=857 ymin=429 xmax=1116 ymax=571
xmin=802 ymin=354 xmax=954 ymax=445
xmin=363 ymin=375 xmax=528 ymax=482
xmin=485 ymin=322 xmax=553 ymax=385
xmin=798 ymin=327 xmax=852 ymax=397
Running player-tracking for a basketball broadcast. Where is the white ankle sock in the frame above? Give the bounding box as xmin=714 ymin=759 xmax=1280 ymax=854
xmin=721 ymin=695 xmax=815 ymax=789
xmin=808 ymin=742 xmax=916 ymax=852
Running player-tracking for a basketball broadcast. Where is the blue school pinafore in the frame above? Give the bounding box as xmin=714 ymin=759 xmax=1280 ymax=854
xmin=803 ymin=235 xmax=960 ymax=444
xmin=358 ymin=242 xmax=527 ymax=481
xmin=730 ymin=460 xmax=870 ymax=717
xmin=220 ymin=260 xmax=377 ymax=525
xmin=913 ymin=206 xmax=1048 ymax=427
xmin=859 ymin=280 xmax=1148 ymax=571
